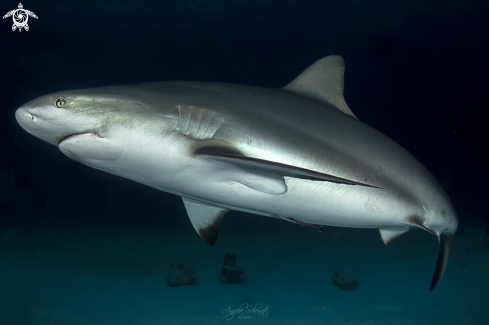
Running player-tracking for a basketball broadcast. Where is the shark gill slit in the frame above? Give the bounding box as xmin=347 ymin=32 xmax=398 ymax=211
xmin=211 ymin=118 xmax=224 ymax=138
xmin=184 ymin=106 xmax=192 ymax=135
xmin=173 ymin=105 xmax=181 ymax=133
xmin=201 ymin=112 xmax=215 ymax=139
xmin=195 ymin=108 xmax=204 ymax=138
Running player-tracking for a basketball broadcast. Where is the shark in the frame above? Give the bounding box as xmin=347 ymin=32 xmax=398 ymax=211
xmin=15 ymin=55 xmax=458 ymax=290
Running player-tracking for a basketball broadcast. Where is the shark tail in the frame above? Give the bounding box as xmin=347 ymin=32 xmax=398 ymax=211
xmin=429 ymin=234 xmax=453 ymax=291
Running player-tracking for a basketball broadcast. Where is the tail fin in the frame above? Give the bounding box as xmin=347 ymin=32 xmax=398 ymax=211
xmin=429 ymin=234 xmax=453 ymax=291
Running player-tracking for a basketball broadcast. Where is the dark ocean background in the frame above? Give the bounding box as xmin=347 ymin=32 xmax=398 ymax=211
xmin=1 ymin=1 xmax=488 ymax=324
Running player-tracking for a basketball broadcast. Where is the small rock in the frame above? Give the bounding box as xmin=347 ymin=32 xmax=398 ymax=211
xmin=166 ymin=263 xmax=197 ymax=287
xmin=332 ymin=271 xmax=358 ymax=290
xmin=484 ymin=228 xmax=489 ymax=248
xmin=219 ymin=252 xmax=245 ymax=284
xmin=219 ymin=265 xmax=245 ymax=284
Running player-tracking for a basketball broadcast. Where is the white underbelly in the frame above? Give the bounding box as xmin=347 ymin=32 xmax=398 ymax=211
xmin=102 ymin=148 xmax=413 ymax=230
xmin=174 ymin=176 xmax=411 ymax=229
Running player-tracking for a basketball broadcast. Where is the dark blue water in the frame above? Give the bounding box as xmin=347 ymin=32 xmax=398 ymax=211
xmin=1 ymin=1 xmax=488 ymax=324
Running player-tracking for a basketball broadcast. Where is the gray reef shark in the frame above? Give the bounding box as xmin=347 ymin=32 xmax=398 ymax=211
xmin=15 ymin=55 xmax=457 ymax=290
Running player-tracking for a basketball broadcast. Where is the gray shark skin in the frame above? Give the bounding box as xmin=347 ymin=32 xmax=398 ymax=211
xmin=15 ymin=55 xmax=457 ymax=290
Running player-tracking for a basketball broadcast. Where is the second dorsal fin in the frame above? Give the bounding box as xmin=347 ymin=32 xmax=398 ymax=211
xmin=283 ymin=55 xmax=357 ymax=119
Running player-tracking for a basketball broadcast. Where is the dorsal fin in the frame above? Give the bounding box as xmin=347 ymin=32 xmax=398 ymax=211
xmin=182 ymin=197 xmax=229 ymax=246
xmin=283 ymin=55 xmax=357 ymax=119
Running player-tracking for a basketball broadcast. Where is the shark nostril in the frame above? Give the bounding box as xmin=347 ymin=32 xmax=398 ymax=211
xmin=30 ymin=114 xmax=34 ymax=121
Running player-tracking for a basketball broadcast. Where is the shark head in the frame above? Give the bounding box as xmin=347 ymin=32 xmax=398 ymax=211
xmin=15 ymin=85 xmax=178 ymax=174
xmin=17 ymin=91 xmax=105 ymax=145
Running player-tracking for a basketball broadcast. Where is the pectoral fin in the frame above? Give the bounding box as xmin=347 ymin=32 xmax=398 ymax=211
xmin=195 ymin=146 xmax=379 ymax=195
xmin=182 ymin=197 xmax=229 ymax=246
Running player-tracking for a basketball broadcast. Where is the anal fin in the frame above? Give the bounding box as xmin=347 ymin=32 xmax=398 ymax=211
xmin=182 ymin=197 xmax=229 ymax=246
xmin=379 ymin=227 xmax=410 ymax=246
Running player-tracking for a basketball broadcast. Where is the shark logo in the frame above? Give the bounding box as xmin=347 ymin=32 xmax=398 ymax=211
xmin=3 ymin=3 xmax=37 ymax=32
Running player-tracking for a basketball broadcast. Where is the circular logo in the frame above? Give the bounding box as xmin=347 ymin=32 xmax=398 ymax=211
xmin=3 ymin=3 xmax=38 ymax=32
xmin=13 ymin=9 xmax=28 ymax=27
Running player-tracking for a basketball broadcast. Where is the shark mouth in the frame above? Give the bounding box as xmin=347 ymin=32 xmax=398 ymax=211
xmin=58 ymin=132 xmax=103 ymax=145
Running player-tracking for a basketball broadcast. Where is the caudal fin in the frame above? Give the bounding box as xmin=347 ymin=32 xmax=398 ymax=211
xmin=429 ymin=234 xmax=453 ymax=291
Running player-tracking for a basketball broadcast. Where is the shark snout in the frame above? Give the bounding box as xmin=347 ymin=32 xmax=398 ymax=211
xmin=15 ymin=106 xmax=34 ymax=130
xmin=15 ymin=97 xmax=104 ymax=147
xmin=15 ymin=106 xmax=48 ymax=139
xmin=16 ymin=105 xmax=67 ymax=146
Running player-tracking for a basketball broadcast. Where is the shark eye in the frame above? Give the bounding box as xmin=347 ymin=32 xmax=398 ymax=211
xmin=54 ymin=97 xmax=66 ymax=108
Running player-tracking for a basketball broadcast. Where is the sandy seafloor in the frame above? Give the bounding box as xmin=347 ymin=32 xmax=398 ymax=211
xmin=0 ymin=216 xmax=487 ymax=325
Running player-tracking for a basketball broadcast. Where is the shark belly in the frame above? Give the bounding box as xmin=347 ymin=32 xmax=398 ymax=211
xmin=177 ymin=175 xmax=413 ymax=229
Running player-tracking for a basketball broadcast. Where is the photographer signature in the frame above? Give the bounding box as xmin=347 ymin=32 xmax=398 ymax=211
xmin=221 ymin=303 xmax=269 ymax=320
